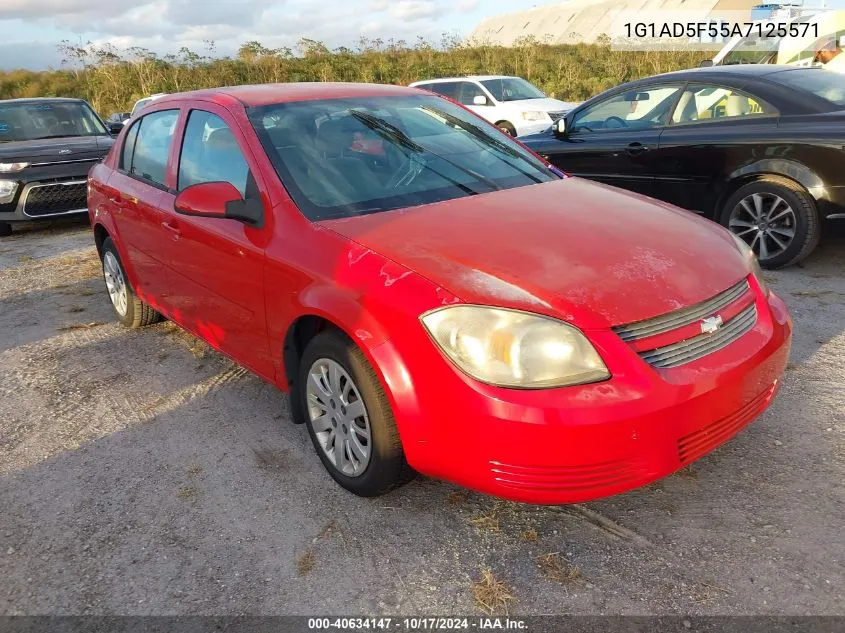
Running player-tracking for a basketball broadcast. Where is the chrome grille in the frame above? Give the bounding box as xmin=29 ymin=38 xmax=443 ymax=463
xmin=22 ymin=181 xmax=87 ymax=217
xmin=639 ymin=303 xmax=758 ymax=369
xmin=613 ymin=280 xmax=750 ymax=342
xmin=548 ymin=111 xmax=567 ymax=122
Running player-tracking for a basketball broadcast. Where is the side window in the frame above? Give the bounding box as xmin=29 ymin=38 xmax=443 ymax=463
xmin=177 ymin=110 xmax=251 ymax=197
xmin=129 ymin=109 xmax=178 ymax=186
xmin=670 ymin=85 xmax=776 ymax=125
xmin=571 ymin=84 xmax=682 ymax=133
xmin=121 ymin=119 xmax=140 ymax=171
xmin=427 ymin=82 xmax=459 ymax=100
xmin=455 ymin=81 xmax=486 ymax=106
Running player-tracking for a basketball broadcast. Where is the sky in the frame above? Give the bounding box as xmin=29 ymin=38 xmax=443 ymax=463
xmin=0 ymin=0 xmax=560 ymax=71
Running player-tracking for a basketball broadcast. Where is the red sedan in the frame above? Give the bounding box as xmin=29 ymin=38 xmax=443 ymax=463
xmin=87 ymin=83 xmax=792 ymax=504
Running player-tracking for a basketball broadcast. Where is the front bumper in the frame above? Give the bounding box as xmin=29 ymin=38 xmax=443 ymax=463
xmin=0 ymin=162 xmax=97 ymax=224
xmin=515 ymin=120 xmax=555 ymax=137
xmin=376 ymin=286 xmax=792 ymax=504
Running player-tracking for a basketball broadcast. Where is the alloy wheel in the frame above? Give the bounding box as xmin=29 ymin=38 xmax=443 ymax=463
xmin=729 ymin=192 xmax=797 ymax=261
xmin=306 ymin=358 xmax=372 ymax=477
xmin=103 ymin=251 xmax=128 ymax=316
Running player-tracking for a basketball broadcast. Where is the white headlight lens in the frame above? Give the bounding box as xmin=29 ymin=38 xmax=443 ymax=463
xmin=521 ymin=111 xmax=547 ymax=121
xmin=0 ymin=179 xmax=17 ymax=203
xmin=730 ymin=232 xmax=769 ymax=295
xmin=0 ymin=162 xmax=29 ymax=174
xmin=421 ymin=306 xmax=610 ymax=389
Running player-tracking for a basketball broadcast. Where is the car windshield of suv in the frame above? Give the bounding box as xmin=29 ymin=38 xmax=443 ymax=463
xmin=479 ymin=78 xmax=546 ymax=102
xmin=249 ymin=94 xmax=559 ymax=220
xmin=769 ymin=68 xmax=845 ymax=107
xmin=0 ymin=101 xmax=107 ymax=142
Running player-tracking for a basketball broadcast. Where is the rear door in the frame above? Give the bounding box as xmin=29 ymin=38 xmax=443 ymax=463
xmin=655 ymin=83 xmax=780 ymax=214
xmin=159 ymin=104 xmax=274 ymax=379
xmin=539 ymin=83 xmax=684 ymax=198
xmin=104 ymin=108 xmax=180 ymax=304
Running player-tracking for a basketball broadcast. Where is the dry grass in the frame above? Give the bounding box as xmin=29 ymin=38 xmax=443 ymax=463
xmin=520 ymin=529 xmax=538 ymax=543
xmin=56 ymin=322 xmax=105 ymax=332
xmin=536 ymin=552 xmax=581 ymax=585
xmin=187 ymin=465 xmax=203 ymax=477
xmin=675 ymin=465 xmax=699 ymax=480
xmin=445 ymin=491 xmax=467 ymax=506
xmin=177 ymin=486 xmax=198 ymax=501
xmin=470 ymin=508 xmax=500 ymax=533
xmin=472 ymin=569 xmax=514 ymax=616
xmin=297 ymin=550 xmax=316 ymax=576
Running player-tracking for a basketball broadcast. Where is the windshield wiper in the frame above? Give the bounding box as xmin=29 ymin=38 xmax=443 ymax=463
xmin=349 ymin=110 xmax=500 ymax=192
xmin=422 ymin=107 xmax=544 ymax=183
xmin=31 ymin=134 xmax=84 ymax=140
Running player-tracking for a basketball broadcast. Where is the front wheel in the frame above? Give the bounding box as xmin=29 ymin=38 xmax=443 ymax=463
xmin=719 ymin=176 xmax=820 ymax=269
xmin=496 ymin=121 xmax=517 ymax=136
xmin=0 ymin=222 xmax=11 ymax=237
xmin=298 ymin=330 xmax=414 ymax=497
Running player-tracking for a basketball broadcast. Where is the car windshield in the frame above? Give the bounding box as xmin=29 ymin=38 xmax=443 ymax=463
xmin=0 ymin=101 xmax=107 ymax=142
xmin=248 ymin=94 xmax=559 ymax=220
xmin=479 ymin=78 xmax=545 ymax=102
xmin=769 ymin=68 xmax=845 ymax=107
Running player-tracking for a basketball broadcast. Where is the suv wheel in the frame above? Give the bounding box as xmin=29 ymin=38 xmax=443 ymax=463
xmin=299 ymin=329 xmax=414 ymax=497
xmin=100 ymin=238 xmax=161 ymax=328
xmin=720 ymin=176 xmax=820 ymax=269
xmin=496 ymin=121 xmax=517 ymax=136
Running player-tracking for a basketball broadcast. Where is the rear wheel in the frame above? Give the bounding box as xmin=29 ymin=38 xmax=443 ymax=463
xmin=100 ymin=238 xmax=161 ymax=328
xmin=719 ymin=176 xmax=820 ymax=269
xmin=0 ymin=222 xmax=11 ymax=237
xmin=496 ymin=121 xmax=517 ymax=136
xmin=299 ymin=329 xmax=414 ymax=497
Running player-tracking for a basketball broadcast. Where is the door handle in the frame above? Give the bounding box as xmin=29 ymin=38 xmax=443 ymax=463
xmin=626 ymin=142 xmax=649 ymax=155
xmin=161 ymin=221 xmax=181 ymax=239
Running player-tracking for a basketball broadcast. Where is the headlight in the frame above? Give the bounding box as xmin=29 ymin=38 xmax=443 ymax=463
xmin=521 ymin=111 xmax=548 ymax=121
xmin=0 ymin=179 xmax=17 ymax=203
xmin=730 ymin=232 xmax=769 ymax=295
xmin=0 ymin=162 xmax=29 ymax=174
xmin=421 ymin=305 xmax=610 ymax=389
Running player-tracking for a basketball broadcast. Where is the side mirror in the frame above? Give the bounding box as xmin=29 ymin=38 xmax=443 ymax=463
xmin=472 ymin=95 xmax=489 ymax=106
xmin=174 ymin=181 xmax=264 ymax=228
xmin=107 ymin=121 xmax=124 ymax=135
xmin=554 ymin=118 xmax=568 ymax=136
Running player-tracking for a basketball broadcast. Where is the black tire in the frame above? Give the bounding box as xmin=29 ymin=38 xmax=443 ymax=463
xmin=496 ymin=121 xmax=517 ymax=136
xmin=100 ymin=237 xmax=161 ymax=328
xmin=0 ymin=222 xmax=11 ymax=237
xmin=719 ymin=176 xmax=820 ymax=269
xmin=298 ymin=329 xmax=414 ymax=497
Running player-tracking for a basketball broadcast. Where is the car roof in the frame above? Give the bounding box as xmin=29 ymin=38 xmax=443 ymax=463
xmin=0 ymin=97 xmax=86 ymax=105
xmin=153 ymin=82 xmax=423 ymax=109
xmin=632 ymin=64 xmax=820 ymax=83
xmin=411 ymin=75 xmax=514 ymax=84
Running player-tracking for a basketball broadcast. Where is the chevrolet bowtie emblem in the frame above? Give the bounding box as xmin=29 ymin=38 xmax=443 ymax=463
xmin=700 ymin=315 xmax=724 ymax=335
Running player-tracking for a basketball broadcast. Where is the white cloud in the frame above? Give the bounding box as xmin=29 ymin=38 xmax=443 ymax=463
xmin=0 ymin=0 xmax=488 ymax=69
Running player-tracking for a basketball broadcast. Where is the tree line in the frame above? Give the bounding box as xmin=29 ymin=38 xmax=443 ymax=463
xmin=0 ymin=36 xmax=704 ymax=116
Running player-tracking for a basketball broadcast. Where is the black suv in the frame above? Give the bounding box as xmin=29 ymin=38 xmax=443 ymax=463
xmin=0 ymin=97 xmax=115 ymax=236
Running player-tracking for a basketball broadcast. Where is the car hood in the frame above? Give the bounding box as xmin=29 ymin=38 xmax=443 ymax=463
xmin=503 ymin=97 xmax=581 ymax=113
xmin=321 ymin=179 xmax=749 ymax=329
xmin=0 ymin=136 xmax=114 ymax=162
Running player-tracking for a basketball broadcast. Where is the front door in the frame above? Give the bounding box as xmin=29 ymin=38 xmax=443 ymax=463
xmin=159 ymin=106 xmax=274 ymax=380
xmin=539 ymin=83 xmax=684 ymax=198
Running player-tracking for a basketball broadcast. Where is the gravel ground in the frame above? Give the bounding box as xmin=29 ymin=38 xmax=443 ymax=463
xmin=0 ymin=217 xmax=843 ymax=616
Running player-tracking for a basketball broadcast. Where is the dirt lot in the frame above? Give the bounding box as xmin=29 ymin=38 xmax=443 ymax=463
xmin=0 ymin=217 xmax=843 ymax=616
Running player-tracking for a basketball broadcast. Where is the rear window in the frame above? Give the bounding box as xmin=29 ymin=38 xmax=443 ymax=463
xmin=769 ymin=68 xmax=845 ymax=107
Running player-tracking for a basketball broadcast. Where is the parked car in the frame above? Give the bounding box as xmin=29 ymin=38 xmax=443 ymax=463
xmin=105 ymin=112 xmax=131 ymax=134
xmin=0 ymin=97 xmax=115 ymax=236
xmin=521 ymin=65 xmax=845 ymax=269
xmin=88 ymin=83 xmax=791 ymax=504
xmin=409 ymin=75 xmax=580 ymax=137
xmin=125 ymin=93 xmax=169 ymax=124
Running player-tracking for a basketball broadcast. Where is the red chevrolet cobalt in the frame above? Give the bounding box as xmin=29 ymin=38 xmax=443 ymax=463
xmin=87 ymin=83 xmax=792 ymax=503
